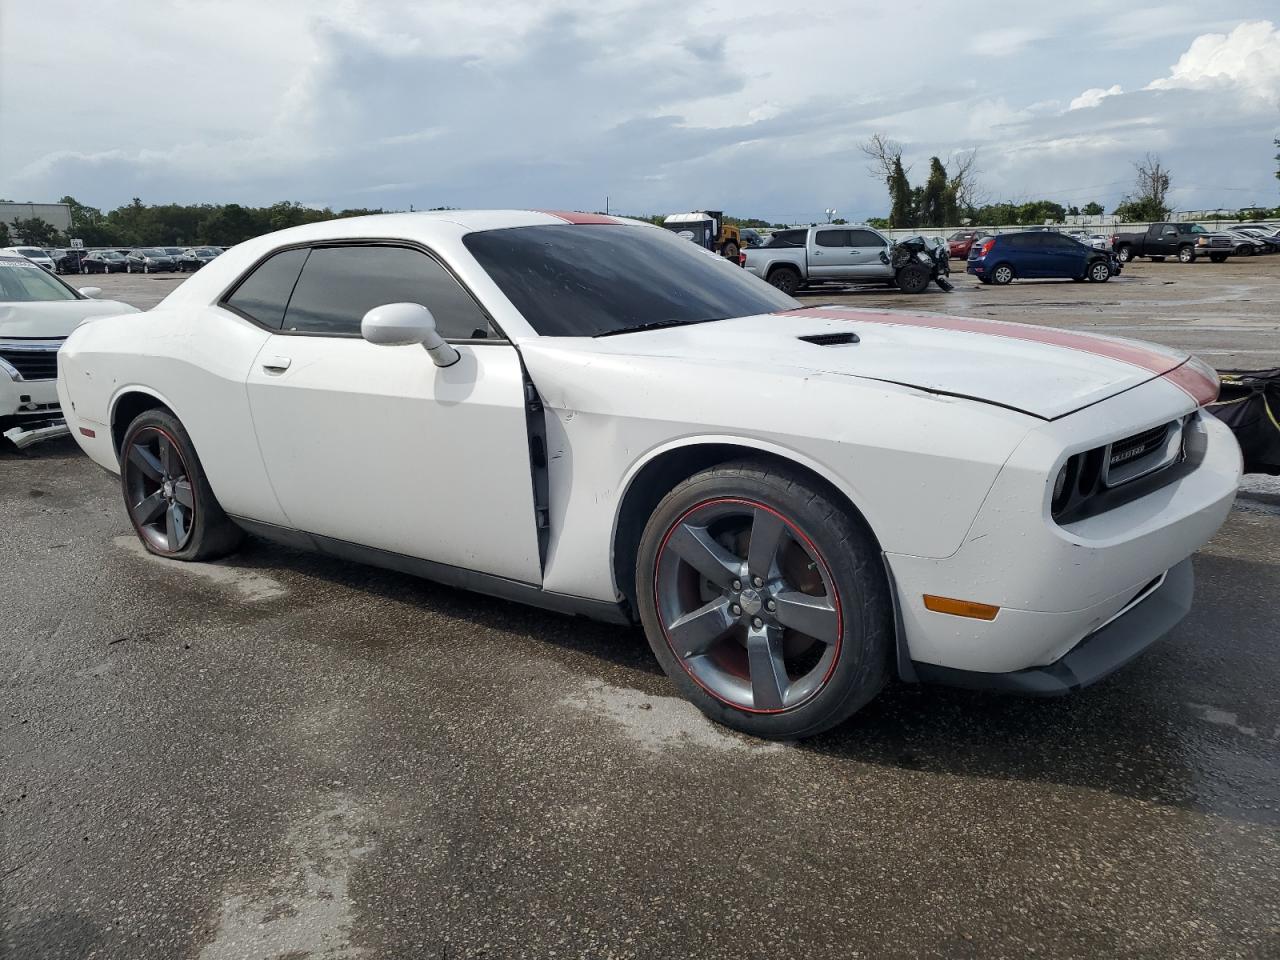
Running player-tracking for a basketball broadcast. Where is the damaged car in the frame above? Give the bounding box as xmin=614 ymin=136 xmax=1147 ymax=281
xmin=57 ymin=211 xmax=1241 ymax=739
xmin=1 ymin=254 xmax=137 ymax=449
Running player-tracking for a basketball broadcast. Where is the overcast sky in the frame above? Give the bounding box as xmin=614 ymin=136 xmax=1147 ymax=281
xmin=1 ymin=2 xmax=1277 ymax=222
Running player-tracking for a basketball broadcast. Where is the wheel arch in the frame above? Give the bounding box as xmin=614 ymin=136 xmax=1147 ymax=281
xmin=109 ymin=386 xmax=178 ymax=455
xmin=609 ymin=438 xmax=905 ymax=670
xmin=765 ymin=262 xmax=802 ymax=280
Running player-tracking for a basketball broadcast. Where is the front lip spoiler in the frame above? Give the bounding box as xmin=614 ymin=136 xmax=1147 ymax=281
xmin=910 ymin=557 xmax=1193 ymax=696
xmin=3 ymin=418 xmax=70 ymax=449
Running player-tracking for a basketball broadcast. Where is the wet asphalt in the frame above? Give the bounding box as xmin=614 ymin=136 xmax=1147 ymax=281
xmin=2 ymin=261 xmax=1279 ymax=959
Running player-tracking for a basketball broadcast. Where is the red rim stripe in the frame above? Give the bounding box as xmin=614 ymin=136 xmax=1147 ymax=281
xmin=780 ymin=307 xmax=1215 ymax=405
xmin=535 ymin=210 xmax=623 ymax=225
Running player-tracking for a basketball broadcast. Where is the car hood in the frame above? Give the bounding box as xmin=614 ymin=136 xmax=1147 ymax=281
xmin=538 ymin=306 xmax=1194 ymax=420
xmin=0 ymin=299 xmax=139 ymax=339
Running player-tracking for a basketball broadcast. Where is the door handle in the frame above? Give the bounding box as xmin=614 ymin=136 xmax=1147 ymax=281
xmin=261 ymin=355 xmax=292 ymax=374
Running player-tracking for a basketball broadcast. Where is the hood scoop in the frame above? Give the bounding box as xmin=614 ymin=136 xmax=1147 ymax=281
xmin=799 ymin=331 xmax=860 ymax=346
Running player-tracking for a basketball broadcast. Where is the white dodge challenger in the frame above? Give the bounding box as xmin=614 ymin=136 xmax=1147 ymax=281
xmin=57 ymin=210 xmax=1241 ymax=739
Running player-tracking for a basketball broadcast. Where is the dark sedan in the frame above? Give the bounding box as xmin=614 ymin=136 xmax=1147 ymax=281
xmin=79 ymin=251 xmax=129 ymax=274
xmin=178 ymin=247 xmax=221 ymax=272
xmin=53 ymin=249 xmax=88 ymax=274
xmin=125 ymin=248 xmax=179 ymax=273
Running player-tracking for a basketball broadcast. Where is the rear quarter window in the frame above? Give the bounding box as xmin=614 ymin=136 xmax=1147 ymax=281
xmin=223 ymin=248 xmax=310 ymax=329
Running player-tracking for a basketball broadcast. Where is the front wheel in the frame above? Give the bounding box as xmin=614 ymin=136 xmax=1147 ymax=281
xmin=636 ymin=460 xmax=892 ymax=739
xmin=1178 ymin=245 xmax=1196 ymax=263
xmin=1237 ymin=245 xmax=1255 ymax=258
xmin=120 ymin=409 xmax=243 ymax=561
xmin=895 ymin=262 xmax=931 ymax=294
xmin=1087 ymin=260 xmax=1112 ymax=282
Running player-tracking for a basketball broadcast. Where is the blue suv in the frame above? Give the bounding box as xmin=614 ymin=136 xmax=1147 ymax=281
xmin=967 ymin=231 xmax=1121 ymax=285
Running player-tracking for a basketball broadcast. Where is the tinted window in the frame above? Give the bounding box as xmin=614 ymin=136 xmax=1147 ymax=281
xmin=282 ymin=245 xmax=493 ymax=339
xmin=847 ymin=229 xmax=883 ymax=247
xmin=463 ymin=224 xmax=798 ymax=337
xmin=1005 ymin=234 xmax=1036 ymax=249
xmin=224 ymin=247 xmax=309 ymax=329
xmin=764 ymin=230 xmax=806 ymax=248
xmin=814 ymin=230 xmax=851 ymax=248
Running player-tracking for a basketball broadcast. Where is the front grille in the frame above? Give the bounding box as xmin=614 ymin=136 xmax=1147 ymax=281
xmin=0 ymin=345 xmax=61 ymax=381
xmin=1206 ymin=236 xmax=1232 ymax=248
xmin=1109 ymin=424 xmax=1168 ymax=469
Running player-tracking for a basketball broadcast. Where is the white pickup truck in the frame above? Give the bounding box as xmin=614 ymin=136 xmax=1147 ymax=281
xmin=743 ymin=225 xmax=900 ymax=294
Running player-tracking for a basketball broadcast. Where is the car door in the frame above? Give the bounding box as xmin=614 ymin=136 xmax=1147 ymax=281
xmin=240 ymin=242 xmax=543 ymax=585
xmin=847 ymin=228 xmax=892 ymax=278
xmin=1042 ymin=234 xmax=1083 ymax=277
xmin=807 ymin=229 xmax=854 ymax=278
xmin=1154 ymin=224 xmax=1179 ymax=255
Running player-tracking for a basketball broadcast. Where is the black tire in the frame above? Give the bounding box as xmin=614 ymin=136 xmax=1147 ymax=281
xmin=991 ymin=262 xmax=1014 ymax=285
xmin=1210 ymin=253 xmax=1228 ymax=263
xmin=120 ymin=408 xmax=242 ymax=561
xmin=1177 ymin=245 xmax=1196 ymax=263
xmin=635 ymin=460 xmax=892 ymax=740
xmin=895 ymin=262 xmax=931 ymax=294
xmin=1086 ymin=259 xmax=1112 ymax=283
xmin=767 ymin=267 xmax=801 ymax=295
xmin=1116 ymin=245 xmax=1133 ymax=263
xmin=1237 ymin=244 xmax=1255 ymax=258
xmin=722 ymin=241 xmax=740 ymax=262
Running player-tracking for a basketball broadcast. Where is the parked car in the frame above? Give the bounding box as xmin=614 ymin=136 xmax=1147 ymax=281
xmin=80 ymin=251 xmax=129 ymax=274
xmin=1233 ymin=223 xmax=1280 ymax=242
xmin=125 ymin=248 xmax=179 ymax=273
xmin=178 ymin=247 xmax=221 ymax=272
xmin=1110 ymin=222 xmax=1233 ymax=263
xmin=57 ymin=210 xmax=1238 ymax=740
xmin=967 ymin=231 xmax=1121 ymax=284
xmin=50 ymin=249 xmax=87 ymax=274
xmin=1 ymin=246 xmax=56 ymax=271
xmin=743 ymin=225 xmax=899 ymax=294
xmin=0 ymin=254 xmax=136 ymax=448
xmin=1223 ymin=228 xmax=1276 ymax=255
xmin=947 ymin=230 xmax=990 ymax=259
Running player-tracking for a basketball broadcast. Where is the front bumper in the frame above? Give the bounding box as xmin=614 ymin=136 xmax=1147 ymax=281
xmin=913 ymin=558 xmax=1193 ymax=695
xmin=886 ymin=388 xmax=1240 ymax=676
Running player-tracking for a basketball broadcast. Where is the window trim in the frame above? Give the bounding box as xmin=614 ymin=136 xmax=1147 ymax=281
xmin=216 ymin=238 xmax=509 ymax=344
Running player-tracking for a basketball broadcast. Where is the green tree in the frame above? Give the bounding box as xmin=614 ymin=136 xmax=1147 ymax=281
xmin=10 ymin=216 xmax=61 ymax=245
xmin=1114 ymin=154 xmax=1171 ymax=222
xmin=0 ymin=221 xmax=10 ymax=246
xmin=920 ymin=157 xmax=949 ymax=227
xmin=888 ymin=157 xmax=913 ymax=228
xmin=1083 ymin=201 xmax=1105 ymax=216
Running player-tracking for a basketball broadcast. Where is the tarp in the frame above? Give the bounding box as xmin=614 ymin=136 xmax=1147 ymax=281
xmin=1209 ymin=368 xmax=1280 ymax=476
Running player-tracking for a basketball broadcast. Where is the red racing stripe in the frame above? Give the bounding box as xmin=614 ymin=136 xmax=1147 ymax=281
xmin=536 ymin=210 xmax=623 ymax=225
xmin=781 ymin=307 xmax=1216 ymax=405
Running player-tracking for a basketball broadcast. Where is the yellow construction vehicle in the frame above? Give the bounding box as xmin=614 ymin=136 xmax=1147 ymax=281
xmin=661 ymin=211 xmax=742 ymax=261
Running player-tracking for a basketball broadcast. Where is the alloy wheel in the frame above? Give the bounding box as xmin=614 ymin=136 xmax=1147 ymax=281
xmin=994 ymin=265 xmax=1013 ymax=284
xmin=654 ymin=498 xmax=842 ymax=713
xmin=1090 ymin=262 xmax=1110 ymax=281
xmin=124 ymin=427 xmax=196 ymax=554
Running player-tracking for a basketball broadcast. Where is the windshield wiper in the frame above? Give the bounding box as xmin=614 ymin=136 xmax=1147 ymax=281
xmin=595 ymin=318 xmax=717 ymax=337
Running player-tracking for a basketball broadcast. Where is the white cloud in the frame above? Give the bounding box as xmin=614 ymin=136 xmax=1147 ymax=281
xmin=969 ymin=27 xmax=1046 ymax=57
xmin=1068 ymin=85 xmax=1123 ymax=110
xmin=1146 ymin=19 xmax=1280 ymax=102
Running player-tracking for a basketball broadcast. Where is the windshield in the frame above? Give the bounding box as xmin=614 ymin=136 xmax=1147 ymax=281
xmin=0 ymin=259 xmax=77 ymax=301
xmin=464 ymin=224 xmax=798 ymax=337
xmin=102 ymin=252 xmax=125 ymax=260
xmin=140 ymin=248 xmax=166 ymax=256
xmin=14 ymin=248 xmax=46 ymax=259
xmin=1185 ymin=224 xmax=1207 ymax=233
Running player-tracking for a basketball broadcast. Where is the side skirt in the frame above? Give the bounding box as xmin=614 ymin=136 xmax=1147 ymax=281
xmin=229 ymin=516 xmax=631 ymax=625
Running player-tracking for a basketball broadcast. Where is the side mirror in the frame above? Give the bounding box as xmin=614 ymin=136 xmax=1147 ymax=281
xmin=78 ymin=286 xmax=102 ymax=298
xmin=360 ymin=302 xmax=459 ymax=368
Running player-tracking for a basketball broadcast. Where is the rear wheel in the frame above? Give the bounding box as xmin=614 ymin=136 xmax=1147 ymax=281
xmin=1177 ymin=245 xmax=1196 ymax=263
xmin=121 ymin=409 xmax=242 ymax=561
xmin=767 ymin=267 xmax=801 ymax=295
xmin=1087 ymin=260 xmax=1112 ymax=283
xmin=1210 ymin=253 xmax=1228 ymax=263
xmin=636 ymin=461 xmax=892 ymax=739
xmin=991 ymin=263 xmax=1014 ymax=285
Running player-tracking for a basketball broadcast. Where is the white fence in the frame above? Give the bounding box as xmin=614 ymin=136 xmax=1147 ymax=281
xmin=866 ymin=219 xmax=1280 ymax=243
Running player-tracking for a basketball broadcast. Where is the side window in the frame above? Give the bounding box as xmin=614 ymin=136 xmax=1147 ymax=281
xmin=224 ymin=248 xmax=309 ymax=329
xmin=814 ymin=230 xmax=851 ymax=248
xmin=282 ymin=245 xmax=494 ymax=340
xmin=771 ymin=230 xmax=807 ymax=248
xmin=1161 ymin=226 xmax=1178 ymax=237
xmin=847 ymin=229 xmax=883 ymax=247
xmin=1007 ymin=234 xmax=1034 ymax=249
